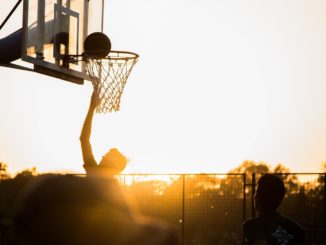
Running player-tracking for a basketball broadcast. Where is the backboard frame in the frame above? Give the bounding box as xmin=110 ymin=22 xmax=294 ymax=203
xmin=20 ymin=0 xmax=104 ymax=84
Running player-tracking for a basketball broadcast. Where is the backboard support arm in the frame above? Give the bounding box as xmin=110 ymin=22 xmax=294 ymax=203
xmin=0 ymin=0 xmax=23 ymax=30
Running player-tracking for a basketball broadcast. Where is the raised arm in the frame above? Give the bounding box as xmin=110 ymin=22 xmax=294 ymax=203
xmin=80 ymin=91 xmax=99 ymax=171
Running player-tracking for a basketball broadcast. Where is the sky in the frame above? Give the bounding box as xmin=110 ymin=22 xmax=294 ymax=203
xmin=0 ymin=0 xmax=326 ymax=175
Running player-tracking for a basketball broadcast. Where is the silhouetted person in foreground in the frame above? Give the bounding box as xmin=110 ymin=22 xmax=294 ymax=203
xmin=243 ymin=174 xmax=305 ymax=245
xmin=12 ymin=175 xmax=177 ymax=245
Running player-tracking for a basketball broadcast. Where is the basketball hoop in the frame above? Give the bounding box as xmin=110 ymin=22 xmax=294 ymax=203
xmin=84 ymin=51 xmax=139 ymax=113
xmin=62 ymin=32 xmax=139 ymax=113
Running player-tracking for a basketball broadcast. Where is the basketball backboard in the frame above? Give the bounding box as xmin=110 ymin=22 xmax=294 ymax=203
xmin=22 ymin=0 xmax=104 ymax=84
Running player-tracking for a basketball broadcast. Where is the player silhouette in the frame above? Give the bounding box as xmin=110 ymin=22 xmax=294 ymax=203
xmin=78 ymin=90 xmax=178 ymax=245
xmin=243 ymin=174 xmax=305 ymax=245
xmin=80 ymin=90 xmax=127 ymax=178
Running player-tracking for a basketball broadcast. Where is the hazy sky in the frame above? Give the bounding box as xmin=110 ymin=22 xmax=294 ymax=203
xmin=0 ymin=0 xmax=326 ymax=174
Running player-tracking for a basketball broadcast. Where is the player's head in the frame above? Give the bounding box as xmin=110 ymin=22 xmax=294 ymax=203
xmin=255 ymin=174 xmax=286 ymax=212
xmin=13 ymin=174 xmax=178 ymax=245
xmin=13 ymin=175 xmax=111 ymax=244
xmin=99 ymin=148 xmax=128 ymax=175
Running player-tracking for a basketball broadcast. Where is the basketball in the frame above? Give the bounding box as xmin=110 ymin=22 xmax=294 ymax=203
xmin=84 ymin=32 xmax=111 ymax=59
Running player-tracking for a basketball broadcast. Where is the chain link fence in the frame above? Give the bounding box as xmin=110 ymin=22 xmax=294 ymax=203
xmin=121 ymin=173 xmax=325 ymax=245
xmin=0 ymin=173 xmax=325 ymax=244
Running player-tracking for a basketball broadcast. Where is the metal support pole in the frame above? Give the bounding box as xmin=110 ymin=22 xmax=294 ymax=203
xmin=182 ymin=174 xmax=185 ymax=245
xmin=101 ymin=0 xmax=105 ymax=32
xmin=243 ymin=173 xmax=246 ymax=222
xmin=36 ymin=0 xmax=45 ymax=59
xmin=83 ymin=0 xmax=89 ymax=41
xmin=252 ymin=173 xmax=256 ymax=218
xmin=54 ymin=0 xmax=63 ymax=65
xmin=0 ymin=0 xmax=23 ymax=30
xmin=82 ymin=0 xmax=90 ymax=73
xmin=324 ymin=173 xmax=326 ymax=244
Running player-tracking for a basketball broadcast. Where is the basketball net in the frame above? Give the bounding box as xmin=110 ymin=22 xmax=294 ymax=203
xmin=85 ymin=51 xmax=139 ymax=113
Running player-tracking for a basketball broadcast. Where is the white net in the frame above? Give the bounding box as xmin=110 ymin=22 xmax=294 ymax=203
xmin=85 ymin=51 xmax=139 ymax=113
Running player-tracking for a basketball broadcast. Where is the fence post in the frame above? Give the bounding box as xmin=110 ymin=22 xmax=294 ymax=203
xmin=324 ymin=173 xmax=326 ymax=244
xmin=182 ymin=174 xmax=185 ymax=245
xmin=251 ymin=173 xmax=256 ymax=218
xmin=243 ymin=173 xmax=246 ymax=222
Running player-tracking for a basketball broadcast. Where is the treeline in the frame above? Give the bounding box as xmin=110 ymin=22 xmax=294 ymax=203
xmin=0 ymin=161 xmax=325 ymax=244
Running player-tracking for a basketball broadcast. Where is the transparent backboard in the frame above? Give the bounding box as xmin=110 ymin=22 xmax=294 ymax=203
xmin=22 ymin=0 xmax=104 ymax=84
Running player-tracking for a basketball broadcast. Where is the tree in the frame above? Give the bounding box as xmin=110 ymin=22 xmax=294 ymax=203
xmin=0 ymin=167 xmax=37 ymax=220
xmin=273 ymin=163 xmax=290 ymax=173
xmin=229 ymin=160 xmax=270 ymax=174
xmin=0 ymin=162 xmax=10 ymax=180
xmin=14 ymin=167 xmax=37 ymax=178
xmin=321 ymin=162 xmax=326 ymax=172
xmin=228 ymin=160 xmax=271 ymax=185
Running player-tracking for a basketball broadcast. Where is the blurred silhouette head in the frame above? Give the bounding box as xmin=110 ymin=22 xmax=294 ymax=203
xmin=99 ymin=148 xmax=128 ymax=175
xmin=12 ymin=175 xmax=139 ymax=244
xmin=254 ymin=174 xmax=286 ymax=212
xmin=13 ymin=174 xmax=177 ymax=245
